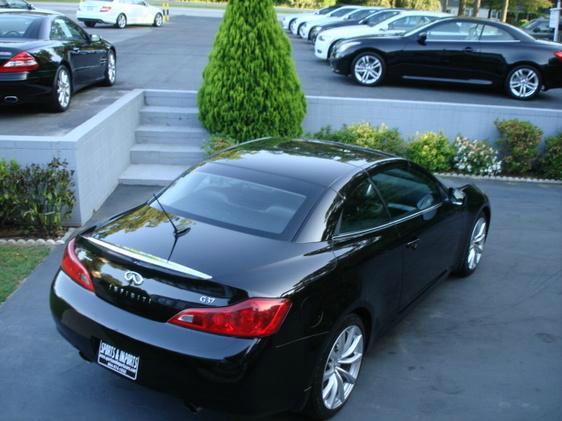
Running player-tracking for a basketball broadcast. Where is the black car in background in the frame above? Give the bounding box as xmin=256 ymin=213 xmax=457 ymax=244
xmin=307 ymin=7 xmax=384 ymax=42
xmin=51 ymin=138 xmax=491 ymax=419
xmin=0 ymin=12 xmax=115 ymax=111
xmin=0 ymin=0 xmax=34 ymax=10
xmin=330 ymin=17 xmax=562 ymax=100
xmin=522 ymin=17 xmax=561 ymax=41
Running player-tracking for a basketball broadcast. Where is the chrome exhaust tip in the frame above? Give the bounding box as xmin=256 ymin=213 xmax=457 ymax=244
xmin=3 ymin=96 xmax=18 ymax=104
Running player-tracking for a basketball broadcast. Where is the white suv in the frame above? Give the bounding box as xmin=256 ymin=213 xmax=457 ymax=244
xmin=77 ymin=0 xmax=164 ymax=29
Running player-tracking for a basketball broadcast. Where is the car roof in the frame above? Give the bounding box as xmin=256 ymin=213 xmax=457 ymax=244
xmin=208 ymin=138 xmax=399 ymax=188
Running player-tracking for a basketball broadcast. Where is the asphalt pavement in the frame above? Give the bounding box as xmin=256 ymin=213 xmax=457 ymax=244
xmin=1 ymin=7 xmax=561 ymax=136
xmin=0 ymin=177 xmax=561 ymax=421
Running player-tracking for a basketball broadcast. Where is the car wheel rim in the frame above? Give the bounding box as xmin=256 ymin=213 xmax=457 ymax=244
xmin=354 ymin=55 xmax=383 ymax=85
xmin=118 ymin=15 xmax=126 ymax=27
xmin=289 ymin=21 xmax=296 ymax=32
xmin=299 ymin=26 xmax=305 ymax=37
xmin=467 ymin=217 xmax=487 ymax=270
xmin=509 ymin=68 xmax=539 ymax=98
xmin=107 ymin=52 xmax=116 ymax=83
xmin=322 ymin=325 xmax=364 ymax=410
xmin=57 ymin=70 xmax=71 ymax=108
xmin=156 ymin=14 xmax=162 ymax=26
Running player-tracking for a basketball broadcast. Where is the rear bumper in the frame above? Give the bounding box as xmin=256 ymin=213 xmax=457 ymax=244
xmin=50 ymin=271 xmax=323 ymax=416
xmin=76 ymin=11 xmax=118 ymax=25
xmin=542 ymin=61 xmax=562 ymax=90
xmin=0 ymin=72 xmax=53 ymax=104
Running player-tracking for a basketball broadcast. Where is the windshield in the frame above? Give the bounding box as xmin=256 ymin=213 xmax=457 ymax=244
xmin=157 ymin=164 xmax=321 ymax=239
xmin=347 ymin=9 xmax=377 ymax=21
xmin=0 ymin=14 xmax=42 ymax=38
xmin=365 ymin=11 xmax=399 ymax=26
xmin=403 ymin=18 xmax=443 ymax=37
xmin=330 ymin=7 xmax=358 ymax=18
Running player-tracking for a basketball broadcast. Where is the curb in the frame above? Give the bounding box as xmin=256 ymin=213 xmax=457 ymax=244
xmin=0 ymin=228 xmax=76 ymax=247
xmin=437 ymin=173 xmax=562 ymax=185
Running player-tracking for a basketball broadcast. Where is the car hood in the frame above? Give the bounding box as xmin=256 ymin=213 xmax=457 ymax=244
xmin=85 ymin=204 xmax=335 ymax=296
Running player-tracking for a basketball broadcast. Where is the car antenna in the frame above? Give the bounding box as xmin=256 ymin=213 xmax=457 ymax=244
xmin=152 ymin=194 xmax=190 ymax=237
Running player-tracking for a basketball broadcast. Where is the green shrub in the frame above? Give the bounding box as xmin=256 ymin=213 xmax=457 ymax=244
xmin=541 ymin=133 xmax=562 ymax=180
xmin=495 ymin=119 xmax=542 ymax=174
xmin=408 ymin=132 xmax=454 ymax=172
xmin=310 ymin=123 xmax=407 ymax=156
xmin=198 ymin=0 xmax=306 ymax=140
xmin=204 ymin=134 xmax=238 ymax=155
xmin=452 ymin=136 xmax=502 ymax=176
xmin=0 ymin=158 xmax=75 ymax=236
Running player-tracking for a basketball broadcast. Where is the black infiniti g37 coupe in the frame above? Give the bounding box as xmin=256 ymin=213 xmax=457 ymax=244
xmin=329 ymin=17 xmax=562 ymax=100
xmin=0 ymin=12 xmax=115 ymax=111
xmin=51 ymin=138 xmax=491 ymax=419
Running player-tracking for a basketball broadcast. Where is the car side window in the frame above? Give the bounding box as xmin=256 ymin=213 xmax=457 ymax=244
xmin=370 ymin=166 xmax=443 ymax=219
xmin=481 ymin=25 xmax=515 ymax=41
xmin=50 ymin=19 xmax=72 ymax=41
xmin=426 ymin=21 xmax=484 ymax=41
xmin=65 ymin=19 xmax=89 ymax=42
xmin=337 ymin=179 xmax=390 ymax=236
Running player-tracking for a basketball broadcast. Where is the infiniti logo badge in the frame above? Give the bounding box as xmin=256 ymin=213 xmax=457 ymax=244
xmin=124 ymin=271 xmax=144 ymax=286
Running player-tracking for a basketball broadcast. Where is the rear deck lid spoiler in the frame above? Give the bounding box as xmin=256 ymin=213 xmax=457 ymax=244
xmin=83 ymin=236 xmax=213 ymax=281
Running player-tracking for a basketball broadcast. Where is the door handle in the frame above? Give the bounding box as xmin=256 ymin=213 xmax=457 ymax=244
xmin=406 ymin=239 xmax=420 ymax=250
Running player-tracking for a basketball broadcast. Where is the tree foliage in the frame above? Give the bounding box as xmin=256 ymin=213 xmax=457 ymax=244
xmin=198 ymin=0 xmax=306 ymax=141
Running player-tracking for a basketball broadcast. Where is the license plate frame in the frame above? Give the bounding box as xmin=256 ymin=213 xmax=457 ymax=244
xmin=97 ymin=340 xmax=140 ymax=381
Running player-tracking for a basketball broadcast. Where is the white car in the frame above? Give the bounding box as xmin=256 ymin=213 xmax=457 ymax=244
xmin=0 ymin=0 xmax=58 ymax=14
xmin=77 ymin=0 xmax=164 ymax=29
xmin=314 ymin=11 xmax=450 ymax=60
xmin=281 ymin=5 xmax=342 ymax=33
xmin=299 ymin=7 xmax=375 ymax=40
xmin=291 ymin=6 xmax=361 ymax=37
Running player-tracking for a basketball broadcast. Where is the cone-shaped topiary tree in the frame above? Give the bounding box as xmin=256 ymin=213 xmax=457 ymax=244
xmin=198 ymin=0 xmax=306 ymax=141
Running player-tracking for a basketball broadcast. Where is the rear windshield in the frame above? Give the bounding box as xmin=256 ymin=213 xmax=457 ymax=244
xmin=156 ymin=163 xmax=322 ymax=239
xmin=0 ymin=15 xmax=42 ymax=39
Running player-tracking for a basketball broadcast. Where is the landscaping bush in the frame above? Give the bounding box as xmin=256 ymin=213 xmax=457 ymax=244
xmin=198 ymin=0 xmax=306 ymax=141
xmin=541 ymin=133 xmax=562 ymax=180
xmin=407 ymin=132 xmax=454 ymax=172
xmin=204 ymin=134 xmax=238 ymax=155
xmin=310 ymin=123 xmax=407 ymax=156
xmin=495 ymin=119 xmax=542 ymax=174
xmin=0 ymin=158 xmax=75 ymax=236
xmin=452 ymin=137 xmax=502 ymax=176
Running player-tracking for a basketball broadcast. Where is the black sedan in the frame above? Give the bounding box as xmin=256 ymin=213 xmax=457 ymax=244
xmin=330 ymin=17 xmax=562 ymax=100
xmin=51 ymin=139 xmax=491 ymax=418
xmin=0 ymin=12 xmax=115 ymax=111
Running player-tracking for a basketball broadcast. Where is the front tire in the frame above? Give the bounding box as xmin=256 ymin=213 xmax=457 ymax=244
xmin=351 ymin=52 xmax=386 ymax=87
xmin=49 ymin=66 xmax=72 ymax=113
xmin=101 ymin=50 xmax=116 ymax=86
xmin=456 ymin=212 xmax=488 ymax=277
xmin=115 ymin=13 xmax=127 ymax=29
xmin=505 ymin=65 xmax=542 ymax=100
xmin=306 ymin=314 xmax=365 ymax=420
xmin=153 ymin=13 xmax=163 ymax=27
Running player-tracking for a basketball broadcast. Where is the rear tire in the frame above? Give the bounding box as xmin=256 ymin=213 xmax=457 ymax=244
xmin=153 ymin=13 xmax=163 ymax=27
xmin=305 ymin=314 xmax=365 ymax=420
xmin=49 ymin=66 xmax=72 ymax=113
xmin=455 ymin=212 xmax=488 ymax=277
xmin=101 ymin=50 xmax=116 ymax=86
xmin=115 ymin=13 xmax=127 ymax=29
xmin=84 ymin=21 xmax=96 ymax=28
xmin=351 ymin=52 xmax=386 ymax=87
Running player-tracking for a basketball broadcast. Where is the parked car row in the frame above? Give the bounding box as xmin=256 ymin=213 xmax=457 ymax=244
xmin=284 ymin=6 xmax=562 ymax=100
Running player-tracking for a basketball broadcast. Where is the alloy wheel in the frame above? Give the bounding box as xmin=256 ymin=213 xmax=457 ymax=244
xmin=354 ymin=55 xmax=383 ymax=85
xmin=117 ymin=14 xmax=127 ymax=29
xmin=289 ymin=20 xmax=296 ymax=33
xmin=57 ymin=69 xmax=71 ymax=109
xmin=322 ymin=325 xmax=364 ymax=410
xmin=467 ymin=217 xmax=487 ymax=271
xmin=509 ymin=68 xmax=540 ymax=99
xmin=107 ymin=52 xmax=116 ymax=84
xmin=155 ymin=13 xmax=163 ymax=27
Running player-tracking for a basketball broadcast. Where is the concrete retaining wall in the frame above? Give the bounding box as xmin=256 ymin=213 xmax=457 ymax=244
xmin=304 ymin=95 xmax=562 ymax=141
xmin=0 ymin=89 xmax=144 ymax=225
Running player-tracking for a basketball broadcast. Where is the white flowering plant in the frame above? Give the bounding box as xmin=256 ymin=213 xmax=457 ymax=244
xmin=452 ymin=137 xmax=502 ymax=176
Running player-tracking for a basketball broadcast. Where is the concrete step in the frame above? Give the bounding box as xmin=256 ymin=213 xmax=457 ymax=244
xmin=130 ymin=144 xmax=206 ymax=165
xmin=135 ymin=125 xmax=208 ymax=146
xmin=119 ymin=164 xmax=187 ymax=186
xmin=140 ymin=106 xmax=202 ymax=127
xmin=144 ymin=91 xmax=198 ymax=108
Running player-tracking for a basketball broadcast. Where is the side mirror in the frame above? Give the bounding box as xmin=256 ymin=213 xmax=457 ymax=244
xmin=448 ymin=188 xmax=466 ymax=206
xmin=90 ymin=34 xmax=101 ymax=42
xmin=27 ymin=4 xmax=34 ymax=9
xmin=417 ymin=32 xmax=427 ymax=44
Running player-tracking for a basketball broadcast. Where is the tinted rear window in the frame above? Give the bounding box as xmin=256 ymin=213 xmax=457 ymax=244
xmin=0 ymin=15 xmax=42 ymax=38
xmin=157 ymin=163 xmax=323 ymax=240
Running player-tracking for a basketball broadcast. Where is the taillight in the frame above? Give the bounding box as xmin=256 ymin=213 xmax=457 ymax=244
xmin=61 ymin=238 xmax=94 ymax=292
xmin=168 ymin=298 xmax=292 ymax=338
xmin=0 ymin=52 xmax=39 ymax=73
xmin=100 ymin=5 xmax=112 ymax=12
xmin=554 ymin=51 xmax=562 ymax=61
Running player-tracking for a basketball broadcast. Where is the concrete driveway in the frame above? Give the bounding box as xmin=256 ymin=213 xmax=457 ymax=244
xmin=0 ymin=177 xmax=560 ymax=421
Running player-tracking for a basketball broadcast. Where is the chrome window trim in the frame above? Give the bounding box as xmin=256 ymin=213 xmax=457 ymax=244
xmin=83 ymin=236 xmax=213 ymax=281
xmin=332 ymin=203 xmax=443 ymax=241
